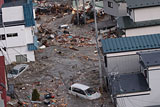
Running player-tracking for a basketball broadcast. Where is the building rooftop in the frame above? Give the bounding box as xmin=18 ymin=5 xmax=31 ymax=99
xmin=126 ymin=0 xmax=160 ymax=9
xmin=138 ymin=51 xmax=160 ymax=68
xmin=2 ymin=0 xmax=27 ymax=8
xmin=117 ymin=16 xmax=160 ymax=30
xmin=101 ymin=34 xmax=160 ymax=54
xmin=91 ymin=19 xmax=117 ymax=30
xmin=108 ymin=72 xmax=150 ymax=97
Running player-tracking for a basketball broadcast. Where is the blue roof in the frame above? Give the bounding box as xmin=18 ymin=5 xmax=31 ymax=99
xmin=101 ymin=34 xmax=160 ymax=54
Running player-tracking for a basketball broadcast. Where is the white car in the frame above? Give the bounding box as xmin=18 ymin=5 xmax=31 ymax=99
xmin=69 ymin=83 xmax=101 ymax=100
xmin=7 ymin=64 xmax=29 ymax=79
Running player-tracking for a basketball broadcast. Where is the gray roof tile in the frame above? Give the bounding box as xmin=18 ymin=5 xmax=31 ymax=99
xmin=117 ymin=16 xmax=160 ymax=29
xmin=138 ymin=50 xmax=160 ymax=67
xmin=126 ymin=0 xmax=160 ymax=9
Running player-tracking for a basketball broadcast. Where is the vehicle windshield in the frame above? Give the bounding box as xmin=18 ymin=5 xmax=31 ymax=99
xmin=9 ymin=69 xmax=18 ymax=75
xmin=85 ymin=88 xmax=96 ymax=96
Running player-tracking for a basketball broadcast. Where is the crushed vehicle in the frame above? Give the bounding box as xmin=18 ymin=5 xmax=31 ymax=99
xmin=69 ymin=83 xmax=101 ymax=100
xmin=7 ymin=64 xmax=29 ymax=79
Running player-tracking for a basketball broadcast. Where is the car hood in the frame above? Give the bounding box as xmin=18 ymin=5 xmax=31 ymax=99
xmin=87 ymin=92 xmax=101 ymax=100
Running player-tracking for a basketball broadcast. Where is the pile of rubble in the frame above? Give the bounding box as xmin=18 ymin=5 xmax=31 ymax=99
xmin=35 ymin=3 xmax=72 ymax=19
xmin=70 ymin=0 xmax=105 ymax=25
xmin=37 ymin=24 xmax=96 ymax=49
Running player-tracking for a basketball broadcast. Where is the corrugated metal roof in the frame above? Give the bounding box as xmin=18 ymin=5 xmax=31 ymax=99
xmin=101 ymin=34 xmax=160 ymax=54
xmin=126 ymin=0 xmax=160 ymax=9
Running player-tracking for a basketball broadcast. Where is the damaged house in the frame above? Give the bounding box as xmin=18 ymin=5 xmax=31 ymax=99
xmin=101 ymin=1 xmax=160 ymax=106
xmin=0 ymin=0 xmax=37 ymax=64
xmin=103 ymin=0 xmax=127 ymax=16
xmin=101 ymin=34 xmax=160 ymax=107
xmin=117 ymin=0 xmax=160 ymax=37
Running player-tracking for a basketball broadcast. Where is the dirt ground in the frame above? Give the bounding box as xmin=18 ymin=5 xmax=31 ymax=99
xmin=7 ymin=3 xmax=113 ymax=107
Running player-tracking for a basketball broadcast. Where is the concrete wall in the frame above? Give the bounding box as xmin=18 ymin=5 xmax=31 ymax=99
xmin=103 ymin=0 xmax=119 ymax=16
xmin=125 ymin=25 xmax=160 ymax=37
xmin=117 ymin=68 xmax=160 ymax=107
xmin=134 ymin=6 xmax=160 ymax=22
xmin=2 ymin=6 xmax=24 ymax=22
xmin=118 ymin=3 xmax=127 ymax=16
xmin=107 ymin=54 xmax=140 ymax=74
xmin=0 ymin=46 xmax=35 ymax=64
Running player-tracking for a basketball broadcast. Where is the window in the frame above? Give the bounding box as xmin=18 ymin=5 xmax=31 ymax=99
xmin=19 ymin=67 xmax=25 ymax=73
xmin=108 ymin=1 xmax=113 ymax=8
xmin=7 ymin=33 xmax=18 ymax=38
xmin=10 ymin=69 xmax=18 ymax=75
xmin=79 ymin=90 xmax=86 ymax=95
xmin=85 ymin=88 xmax=96 ymax=96
xmin=16 ymin=55 xmax=27 ymax=63
xmin=72 ymin=88 xmax=86 ymax=95
xmin=0 ymin=34 xmax=5 ymax=40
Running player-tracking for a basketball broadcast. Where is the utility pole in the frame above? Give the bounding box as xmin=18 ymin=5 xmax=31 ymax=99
xmin=92 ymin=0 xmax=103 ymax=91
xmin=75 ymin=0 xmax=79 ymax=25
xmin=82 ymin=0 xmax=86 ymax=24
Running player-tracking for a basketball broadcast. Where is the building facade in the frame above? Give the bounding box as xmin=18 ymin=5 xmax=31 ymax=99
xmin=0 ymin=56 xmax=7 ymax=107
xmin=103 ymin=0 xmax=127 ymax=16
xmin=0 ymin=0 xmax=37 ymax=64
xmin=117 ymin=0 xmax=160 ymax=37
xmin=101 ymin=33 xmax=160 ymax=107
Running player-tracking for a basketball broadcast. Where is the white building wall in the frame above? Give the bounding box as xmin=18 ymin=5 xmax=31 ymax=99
xmin=2 ymin=6 xmax=24 ymax=22
xmin=117 ymin=68 xmax=160 ymax=107
xmin=0 ymin=46 xmax=35 ymax=64
xmin=125 ymin=25 xmax=160 ymax=37
xmin=25 ymin=27 xmax=34 ymax=44
xmin=134 ymin=6 xmax=160 ymax=22
xmin=107 ymin=54 xmax=140 ymax=74
xmin=0 ymin=25 xmax=30 ymax=48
